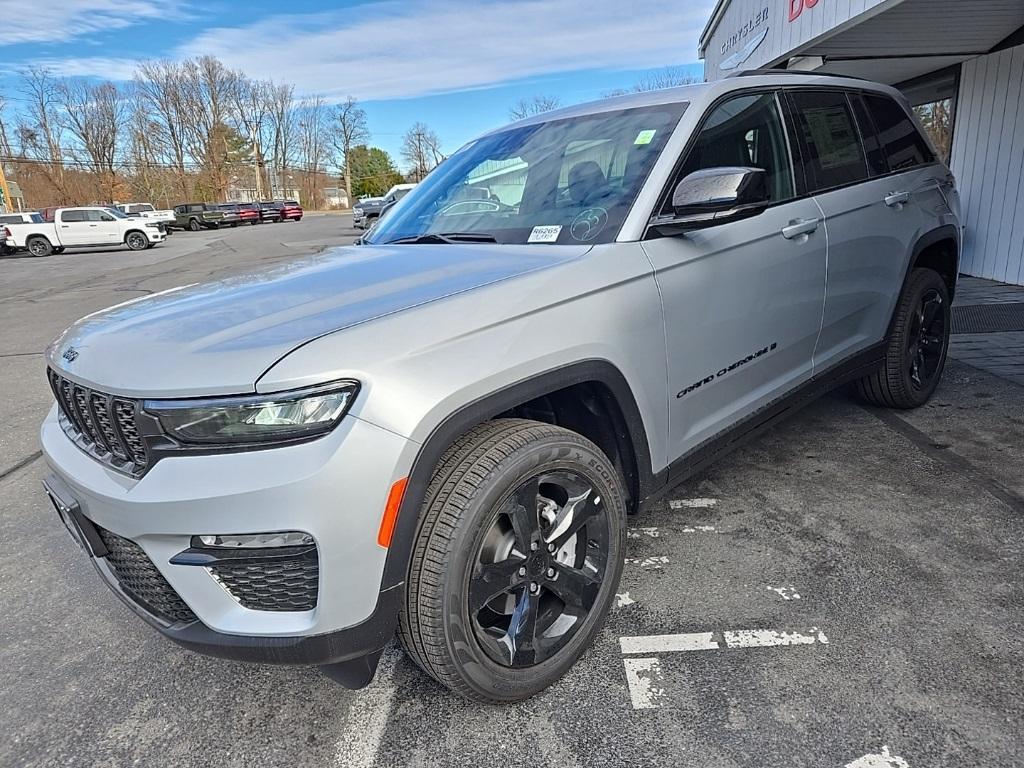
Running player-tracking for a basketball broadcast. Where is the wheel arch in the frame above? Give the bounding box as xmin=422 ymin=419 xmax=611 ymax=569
xmin=124 ymin=228 xmax=147 ymax=242
xmin=380 ymin=359 xmax=655 ymax=591
xmin=887 ymin=224 xmax=959 ymax=338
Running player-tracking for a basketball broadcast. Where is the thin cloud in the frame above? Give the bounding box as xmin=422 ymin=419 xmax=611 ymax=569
xmin=27 ymin=57 xmax=143 ymax=81
xmin=178 ymin=0 xmax=712 ymax=101
xmin=0 ymin=0 xmax=167 ymax=45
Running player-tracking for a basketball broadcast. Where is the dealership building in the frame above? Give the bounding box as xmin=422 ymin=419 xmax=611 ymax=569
xmin=699 ymin=0 xmax=1024 ymax=286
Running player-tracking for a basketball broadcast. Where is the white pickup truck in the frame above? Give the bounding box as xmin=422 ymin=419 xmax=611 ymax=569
xmin=3 ymin=206 xmax=166 ymax=257
xmin=114 ymin=202 xmax=175 ymax=227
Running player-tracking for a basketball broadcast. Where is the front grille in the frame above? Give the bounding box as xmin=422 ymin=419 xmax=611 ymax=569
xmin=97 ymin=527 xmax=198 ymax=624
xmin=49 ymin=370 xmax=148 ymax=475
xmin=210 ymin=553 xmax=319 ymax=612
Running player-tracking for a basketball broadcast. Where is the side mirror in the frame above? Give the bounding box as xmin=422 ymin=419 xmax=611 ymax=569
xmin=656 ymin=167 xmax=769 ymax=234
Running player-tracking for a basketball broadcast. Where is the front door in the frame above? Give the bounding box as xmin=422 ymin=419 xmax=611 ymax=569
xmin=642 ymin=91 xmax=827 ymax=462
xmin=87 ymin=209 xmax=122 ymax=245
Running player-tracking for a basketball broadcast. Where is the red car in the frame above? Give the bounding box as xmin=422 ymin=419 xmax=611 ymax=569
xmin=234 ymin=203 xmax=262 ymax=225
xmin=279 ymin=200 xmax=303 ymax=221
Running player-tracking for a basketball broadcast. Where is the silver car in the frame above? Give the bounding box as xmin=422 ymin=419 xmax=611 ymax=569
xmin=41 ymin=72 xmax=960 ymax=702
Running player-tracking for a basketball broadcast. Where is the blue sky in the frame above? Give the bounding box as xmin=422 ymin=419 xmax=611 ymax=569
xmin=0 ymin=0 xmax=713 ymax=167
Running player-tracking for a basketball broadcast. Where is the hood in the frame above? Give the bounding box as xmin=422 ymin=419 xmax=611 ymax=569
xmin=48 ymin=243 xmax=590 ymax=397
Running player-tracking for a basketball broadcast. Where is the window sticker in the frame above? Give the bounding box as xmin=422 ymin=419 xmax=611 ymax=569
xmin=634 ymin=129 xmax=657 ymax=145
xmin=527 ymin=225 xmax=562 ymax=243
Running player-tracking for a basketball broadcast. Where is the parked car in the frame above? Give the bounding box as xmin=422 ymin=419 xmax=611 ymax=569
xmin=114 ymin=203 xmax=175 ymax=227
xmin=0 ymin=211 xmax=44 ymax=225
xmin=5 ymin=206 xmax=165 ymax=256
xmin=216 ymin=204 xmax=242 ymax=227
xmin=352 ymin=196 xmax=384 ymax=229
xmin=257 ymin=201 xmax=284 ymax=223
xmin=234 ymin=202 xmax=262 ymax=225
xmin=39 ymin=73 xmax=959 ymax=703
xmin=172 ymin=203 xmax=225 ymax=231
xmin=377 ymin=183 xmax=416 ymax=221
xmin=278 ymin=199 xmax=303 ymax=221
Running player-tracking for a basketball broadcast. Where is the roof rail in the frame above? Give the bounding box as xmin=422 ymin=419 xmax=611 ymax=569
xmin=726 ymin=68 xmax=869 ymax=81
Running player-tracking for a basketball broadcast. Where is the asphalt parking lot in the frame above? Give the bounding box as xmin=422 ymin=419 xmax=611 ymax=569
xmin=1 ymin=216 xmax=1022 ymax=768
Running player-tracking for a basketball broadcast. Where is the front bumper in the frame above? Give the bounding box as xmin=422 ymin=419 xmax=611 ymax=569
xmin=40 ymin=404 xmax=416 ymax=666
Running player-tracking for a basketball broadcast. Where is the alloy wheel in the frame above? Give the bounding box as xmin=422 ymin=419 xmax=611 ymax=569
xmin=468 ymin=469 xmax=609 ymax=668
xmin=908 ymin=288 xmax=946 ymax=389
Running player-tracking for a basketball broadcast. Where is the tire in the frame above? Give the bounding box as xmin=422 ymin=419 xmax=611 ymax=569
xmin=188 ymin=218 xmax=201 ymax=232
xmin=145 ymin=243 xmax=156 ymax=249
xmin=230 ymin=222 xmax=238 ymax=228
xmin=53 ymin=247 xmax=65 ymax=254
xmin=125 ymin=231 xmax=148 ymax=251
xmin=856 ymin=268 xmax=951 ymax=409
xmin=26 ymin=236 xmax=53 ymax=257
xmin=398 ymin=418 xmax=627 ymax=703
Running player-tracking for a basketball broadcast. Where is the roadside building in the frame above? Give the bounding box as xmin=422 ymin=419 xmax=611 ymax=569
xmin=699 ymin=0 xmax=1024 ymax=286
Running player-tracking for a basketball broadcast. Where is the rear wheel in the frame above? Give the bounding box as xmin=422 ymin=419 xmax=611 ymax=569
xmin=856 ymin=268 xmax=950 ymax=408
xmin=188 ymin=218 xmax=201 ymax=232
xmin=398 ymin=418 xmax=626 ymax=703
xmin=26 ymin=236 xmax=53 ymax=257
xmin=125 ymin=231 xmax=148 ymax=251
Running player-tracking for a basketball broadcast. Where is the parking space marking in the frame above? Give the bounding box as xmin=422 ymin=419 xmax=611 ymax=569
xmin=845 ymin=746 xmax=910 ymax=768
xmin=620 ymin=632 xmax=719 ymax=654
xmin=333 ymin=645 xmax=399 ymax=768
xmin=622 ymin=658 xmax=667 ymax=710
xmin=627 ymin=526 xmax=661 ymax=538
xmin=723 ymin=628 xmax=828 ymax=648
xmin=624 ymin=556 xmax=670 ymax=568
xmin=615 ymin=592 xmax=637 ymax=607
xmin=766 ymin=585 xmax=801 ymax=600
xmin=669 ymin=497 xmax=718 ymax=509
xmin=681 ymin=525 xmax=717 ymax=533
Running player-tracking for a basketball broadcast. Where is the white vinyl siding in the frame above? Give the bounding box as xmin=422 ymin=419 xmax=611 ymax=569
xmin=950 ymin=44 xmax=1024 ymax=284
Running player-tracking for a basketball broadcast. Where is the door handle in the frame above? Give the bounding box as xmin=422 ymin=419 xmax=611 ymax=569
xmin=781 ymin=218 xmax=819 ymax=240
xmin=885 ymin=191 xmax=910 ymax=207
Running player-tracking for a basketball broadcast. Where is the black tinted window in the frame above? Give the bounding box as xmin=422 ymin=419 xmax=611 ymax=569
xmin=849 ymin=95 xmax=888 ymax=176
xmin=864 ymin=94 xmax=935 ymax=171
xmin=668 ymin=92 xmax=794 ymax=212
xmin=789 ymin=91 xmax=868 ymax=192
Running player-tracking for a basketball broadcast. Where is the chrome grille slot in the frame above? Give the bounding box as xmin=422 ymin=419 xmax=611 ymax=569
xmin=48 ymin=369 xmax=148 ymax=476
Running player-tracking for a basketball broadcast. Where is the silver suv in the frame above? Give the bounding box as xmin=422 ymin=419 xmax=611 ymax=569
xmin=40 ymin=73 xmax=960 ymax=703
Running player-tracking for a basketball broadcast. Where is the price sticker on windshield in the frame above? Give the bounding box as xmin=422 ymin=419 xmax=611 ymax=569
xmin=528 ymin=225 xmax=562 ymax=243
xmin=634 ymin=129 xmax=657 ymax=145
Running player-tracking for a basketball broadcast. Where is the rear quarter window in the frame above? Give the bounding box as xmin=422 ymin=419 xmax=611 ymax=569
xmin=864 ymin=93 xmax=935 ymax=171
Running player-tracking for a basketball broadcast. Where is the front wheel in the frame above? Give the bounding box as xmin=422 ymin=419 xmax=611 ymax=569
xmin=856 ymin=268 xmax=951 ymax=408
xmin=125 ymin=231 xmax=148 ymax=251
xmin=398 ymin=419 xmax=626 ymax=703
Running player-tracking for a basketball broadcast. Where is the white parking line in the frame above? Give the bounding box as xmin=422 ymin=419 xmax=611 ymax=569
xmin=680 ymin=525 xmax=717 ymax=533
xmin=622 ymin=658 xmax=667 ymax=710
xmin=845 ymin=746 xmax=909 ymax=768
xmin=627 ymin=526 xmax=661 ymax=538
xmin=624 ymin=556 xmax=670 ymax=568
xmin=766 ymin=585 xmax=801 ymax=600
xmin=615 ymin=592 xmax=636 ymax=607
xmin=669 ymin=498 xmax=718 ymax=509
xmin=723 ymin=628 xmax=828 ymax=648
xmin=620 ymin=632 xmax=719 ymax=654
xmin=333 ymin=645 xmax=399 ymax=768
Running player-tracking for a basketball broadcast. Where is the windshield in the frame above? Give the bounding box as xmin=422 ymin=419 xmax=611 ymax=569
xmin=366 ymin=103 xmax=686 ymax=246
xmin=104 ymin=207 xmax=128 ymax=219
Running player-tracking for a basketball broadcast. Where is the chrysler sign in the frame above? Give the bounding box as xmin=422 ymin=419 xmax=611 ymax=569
xmin=719 ymin=4 xmax=770 ymax=70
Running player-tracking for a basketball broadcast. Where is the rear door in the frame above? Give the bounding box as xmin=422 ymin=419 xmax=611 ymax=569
xmin=642 ymin=90 xmax=827 ymax=460
xmin=786 ymin=89 xmax=930 ymax=368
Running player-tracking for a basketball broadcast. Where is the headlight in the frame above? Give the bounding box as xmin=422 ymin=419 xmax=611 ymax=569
xmin=144 ymin=380 xmax=359 ymax=445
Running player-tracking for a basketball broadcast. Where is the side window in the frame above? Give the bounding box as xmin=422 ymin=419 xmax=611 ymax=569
xmin=863 ymin=94 xmax=935 ymax=171
xmin=0 ymin=215 xmax=14 ymax=224
xmin=84 ymin=210 xmax=107 ymax=222
xmin=61 ymin=210 xmax=85 ymax=223
xmin=849 ymin=94 xmax=888 ymax=176
xmin=664 ymin=92 xmax=794 ymax=213
xmin=788 ymin=91 xmax=868 ymax=192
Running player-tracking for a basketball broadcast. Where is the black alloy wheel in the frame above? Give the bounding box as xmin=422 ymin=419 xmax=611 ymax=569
xmin=908 ymin=288 xmax=945 ymax=391
xmin=125 ymin=231 xmax=148 ymax=251
xmin=469 ymin=469 xmax=609 ymax=668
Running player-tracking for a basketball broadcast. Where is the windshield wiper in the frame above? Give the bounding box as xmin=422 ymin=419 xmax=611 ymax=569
xmin=385 ymin=232 xmax=498 ymax=245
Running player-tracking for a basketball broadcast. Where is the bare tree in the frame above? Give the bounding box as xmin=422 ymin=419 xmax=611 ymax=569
xmin=267 ymin=82 xmax=297 ymax=197
xmin=508 ymin=94 xmax=561 ymax=120
xmin=176 ymin=56 xmax=237 ymax=199
xmin=605 ymin=66 xmax=702 ymax=97
xmin=401 ymin=122 xmax=444 ymax=182
xmin=331 ymin=96 xmax=369 ymax=205
xmin=17 ymin=66 xmax=70 ymax=202
xmin=135 ymin=60 xmax=192 ymax=197
xmin=58 ymin=79 xmax=126 ymax=201
xmin=297 ymin=96 xmax=334 ymax=207
xmin=230 ymin=75 xmax=274 ymax=199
